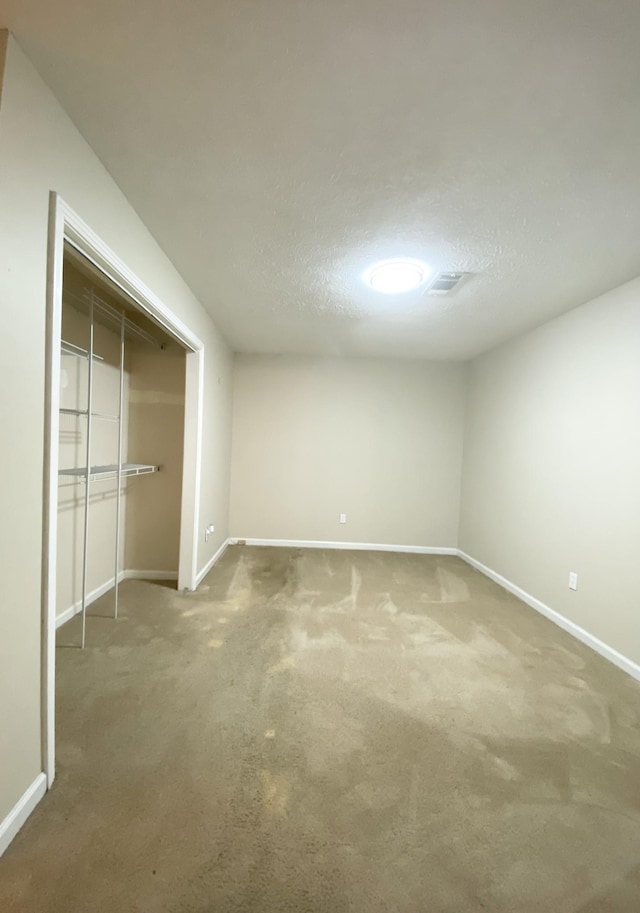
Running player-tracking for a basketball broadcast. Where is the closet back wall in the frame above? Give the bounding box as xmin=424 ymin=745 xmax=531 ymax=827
xmin=125 ymin=345 xmax=185 ymax=575
xmin=230 ymin=355 xmax=468 ymax=548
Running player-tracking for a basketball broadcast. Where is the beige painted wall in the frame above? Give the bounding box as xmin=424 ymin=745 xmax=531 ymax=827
xmin=125 ymin=345 xmax=185 ymax=573
xmin=0 ymin=34 xmax=233 ymax=826
xmin=460 ymin=278 xmax=640 ymax=665
xmin=230 ymin=355 xmax=467 ymax=546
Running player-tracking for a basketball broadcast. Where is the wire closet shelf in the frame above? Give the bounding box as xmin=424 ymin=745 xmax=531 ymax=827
xmin=59 ymin=285 xmax=161 ymax=647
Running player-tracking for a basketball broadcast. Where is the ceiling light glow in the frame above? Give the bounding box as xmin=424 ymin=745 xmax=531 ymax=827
xmin=365 ymin=258 xmax=431 ymax=294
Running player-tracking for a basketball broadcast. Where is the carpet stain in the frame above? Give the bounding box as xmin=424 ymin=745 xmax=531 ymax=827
xmin=259 ymin=770 xmax=290 ymax=818
xmin=267 ymin=655 xmax=296 ymax=675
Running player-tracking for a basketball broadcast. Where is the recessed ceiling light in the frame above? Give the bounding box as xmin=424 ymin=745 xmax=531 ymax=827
xmin=365 ymin=258 xmax=431 ymax=294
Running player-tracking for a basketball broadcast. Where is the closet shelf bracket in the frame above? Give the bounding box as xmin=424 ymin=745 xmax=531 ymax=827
xmin=60 ymin=408 xmax=119 ymax=421
xmin=61 ymin=339 xmax=104 ymax=361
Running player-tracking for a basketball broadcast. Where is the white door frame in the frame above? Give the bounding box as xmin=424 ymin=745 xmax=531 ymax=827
xmin=42 ymin=192 xmax=204 ymax=786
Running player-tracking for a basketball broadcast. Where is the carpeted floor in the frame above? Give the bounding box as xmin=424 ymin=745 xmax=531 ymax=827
xmin=2 ymin=546 xmax=640 ymax=912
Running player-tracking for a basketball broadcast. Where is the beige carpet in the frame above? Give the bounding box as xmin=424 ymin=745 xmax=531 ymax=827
xmin=2 ymin=546 xmax=640 ymax=912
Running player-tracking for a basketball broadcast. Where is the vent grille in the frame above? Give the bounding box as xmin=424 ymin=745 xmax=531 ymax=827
xmin=427 ymin=271 xmax=467 ymax=295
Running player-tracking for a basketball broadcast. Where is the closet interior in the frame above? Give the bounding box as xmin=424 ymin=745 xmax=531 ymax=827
xmin=57 ymin=249 xmax=187 ymax=646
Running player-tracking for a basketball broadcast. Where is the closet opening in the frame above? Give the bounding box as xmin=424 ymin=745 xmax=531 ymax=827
xmin=43 ymin=193 xmax=206 ymax=788
xmin=57 ymin=250 xmax=187 ymax=647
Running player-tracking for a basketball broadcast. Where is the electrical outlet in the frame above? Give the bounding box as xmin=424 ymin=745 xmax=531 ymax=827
xmin=339 ymin=513 xmax=346 ymax=524
xmin=569 ymin=571 xmax=578 ymax=591
xmin=205 ymin=524 xmax=215 ymax=542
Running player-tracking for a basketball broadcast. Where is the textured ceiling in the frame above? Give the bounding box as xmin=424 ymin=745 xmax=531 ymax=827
xmin=3 ymin=0 xmax=640 ymax=359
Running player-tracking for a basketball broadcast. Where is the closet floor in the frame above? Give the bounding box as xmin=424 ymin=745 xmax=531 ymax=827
xmin=2 ymin=546 xmax=640 ymax=912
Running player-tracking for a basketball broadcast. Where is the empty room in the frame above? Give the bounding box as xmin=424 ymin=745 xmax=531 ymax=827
xmin=1 ymin=2 xmax=639 ymax=912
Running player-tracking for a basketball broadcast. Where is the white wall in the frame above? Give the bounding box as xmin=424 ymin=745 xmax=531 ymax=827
xmin=230 ymin=355 xmax=467 ymax=547
xmin=0 ymin=33 xmax=233 ymax=827
xmin=460 ymin=278 xmax=640 ymax=666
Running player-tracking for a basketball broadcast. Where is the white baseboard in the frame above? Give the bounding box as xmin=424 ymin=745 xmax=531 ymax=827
xmin=457 ymin=550 xmax=640 ymax=683
xmin=55 ymin=573 xmax=127 ymax=628
xmin=229 ymin=538 xmax=458 ymax=555
xmin=195 ymin=537 xmax=231 ymax=587
xmin=0 ymin=772 xmax=47 ymax=857
xmin=124 ymin=569 xmax=178 ymax=581
xmin=56 ymin=569 xmax=178 ymax=627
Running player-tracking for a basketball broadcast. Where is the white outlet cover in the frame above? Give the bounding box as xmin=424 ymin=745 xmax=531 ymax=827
xmin=569 ymin=572 xmax=578 ymax=591
xmin=339 ymin=513 xmax=346 ymax=524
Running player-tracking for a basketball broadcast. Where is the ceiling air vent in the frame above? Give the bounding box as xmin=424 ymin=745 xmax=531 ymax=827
xmin=427 ymin=271 xmax=467 ymax=295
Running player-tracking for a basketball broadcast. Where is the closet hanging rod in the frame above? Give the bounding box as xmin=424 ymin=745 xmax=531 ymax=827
xmin=63 ymin=287 xmax=161 ymax=348
xmin=61 ymin=339 xmax=104 ymax=361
